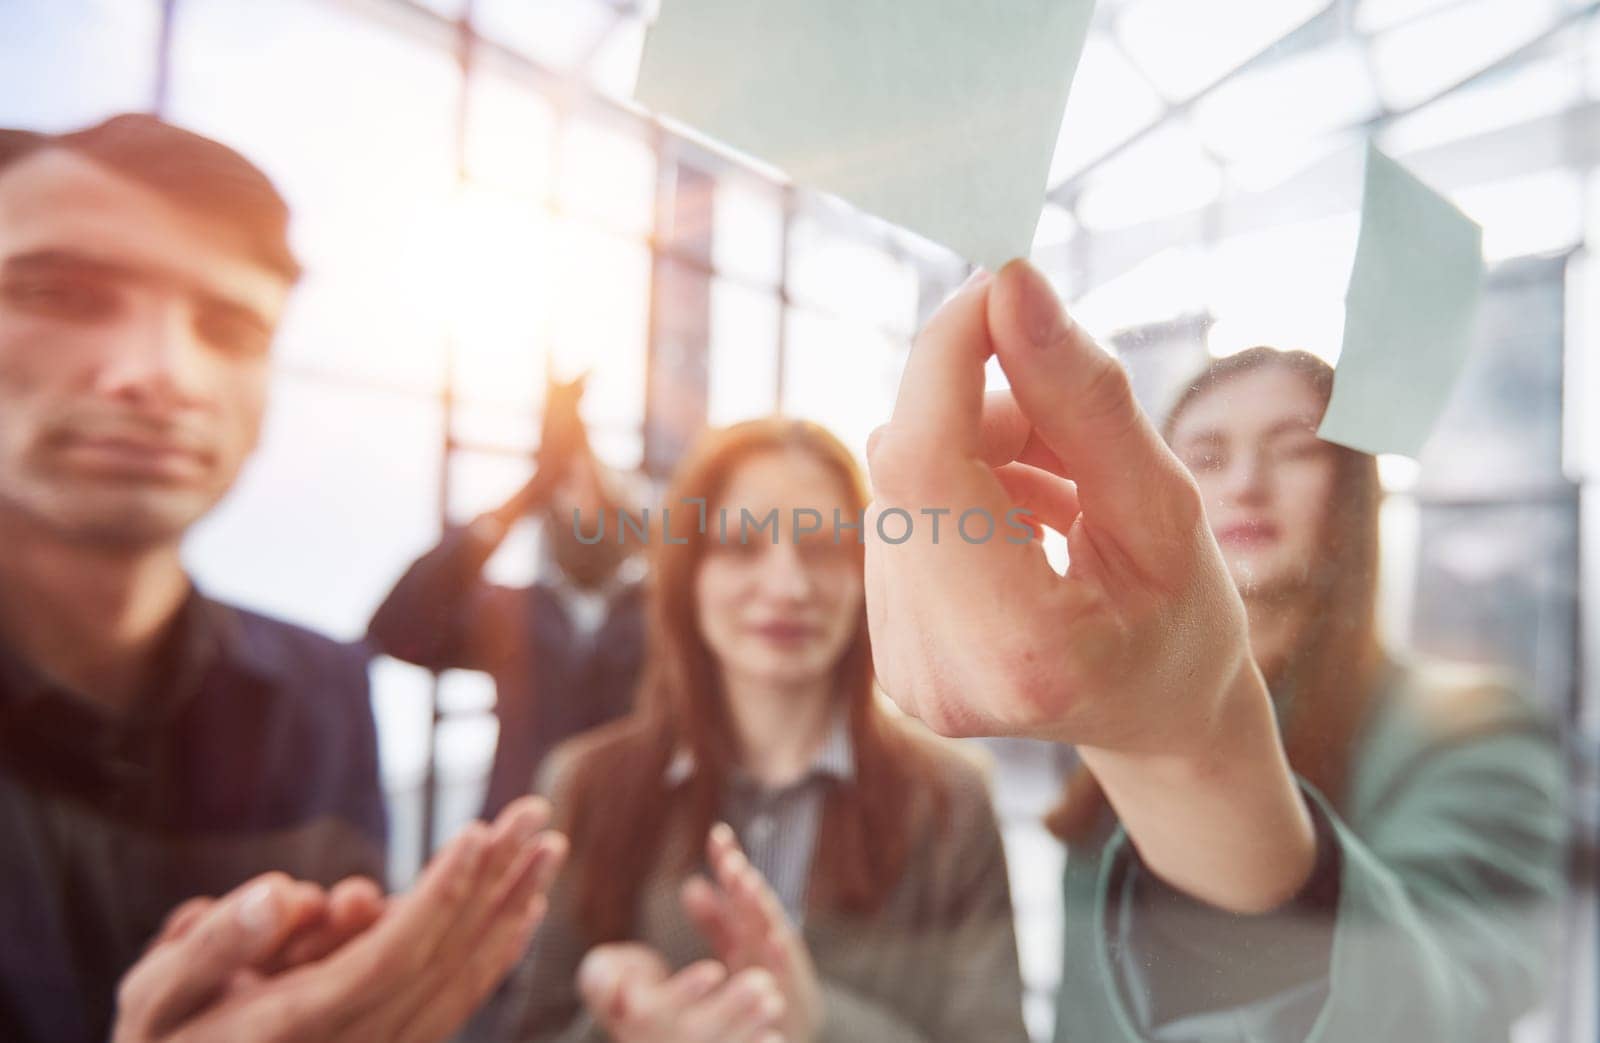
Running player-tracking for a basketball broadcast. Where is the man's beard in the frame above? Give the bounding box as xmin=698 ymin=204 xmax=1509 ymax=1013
xmin=546 ymin=511 xmax=630 ymax=589
xmin=0 ymin=470 xmax=208 ymax=550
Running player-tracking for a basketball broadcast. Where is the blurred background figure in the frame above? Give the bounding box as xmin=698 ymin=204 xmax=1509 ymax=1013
xmin=368 ymin=372 xmax=648 ymax=819
xmin=499 ymin=418 xmax=1028 ymax=1042
xmin=0 ymin=114 xmax=384 ymax=1043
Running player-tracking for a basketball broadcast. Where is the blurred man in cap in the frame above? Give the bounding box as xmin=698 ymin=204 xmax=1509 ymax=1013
xmin=369 ymin=373 xmax=649 ymax=817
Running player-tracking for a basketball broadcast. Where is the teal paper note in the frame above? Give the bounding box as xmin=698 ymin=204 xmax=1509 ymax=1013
xmin=636 ymin=0 xmax=1097 ymax=271
xmin=1319 ymin=146 xmax=1485 ymax=458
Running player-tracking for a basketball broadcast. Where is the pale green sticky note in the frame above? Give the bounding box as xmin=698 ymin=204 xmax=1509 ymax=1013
xmin=1318 ymin=146 xmax=1485 ymax=458
xmin=636 ymin=0 xmax=1096 ymax=271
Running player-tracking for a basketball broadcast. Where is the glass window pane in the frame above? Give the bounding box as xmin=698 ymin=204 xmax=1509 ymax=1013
xmin=465 ymin=64 xmax=557 ymax=200
xmin=550 ymin=220 xmax=650 ymax=438
xmin=0 ymin=0 xmax=161 ymax=130
xmin=431 ymin=701 xmax=498 ymax=846
xmin=1224 ymin=129 xmax=1364 ymax=194
xmin=1192 ymin=43 xmax=1380 ymax=161
xmin=1371 ymin=0 xmax=1563 ymax=110
xmin=1204 ymin=214 xmax=1360 ymax=362
xmin=184 ymin=376 xmax=445 ymax=641
xmin=370 ymin=656 xmax=434 ymax=884
xmin=444 ymin=450 xmax=553 ymax=606
xmin=1072 ymin=247 xmax=1209 ymax=337
xmin=709 ymin=278 xmax=781 ymax=426
xmin=587 ymin=16 xmax=648 ymax=101
xmin=442 ymin=187 xmax=553 ymax=406
xmin=1412 ymin=500 xmax=1579 ymax=716
xmin=1357 ymin=0 xmax=1461 ymax=33
xmin=1585 ymin=182 xmax=1600 ymax=482
xmin=1381 ymin=50 xmax=1585 ymax=155
xmin=780 ymin=309 xmax=906 ymax=458
xmin=413 ymin=0 xmax=469 ymax=18
xmin=1454 ymin=170 xmax=1584 ymax=262
xmin=451 ymin=401 xmax=538 ymax=454
xmin=714 ymin=177 xmax=785 ymax=286
xmin=446 ymin=448 xmax=534 ymax=523
xmin=788 ymin=212 xmax=919 ymax=334
xmin=1114 ymin=0 xmax=1328 ymax=101
xmin=1419 ymin=256 xmax=1569 ymax=494
xmin=1206 ymin=298 xmax=1348 ymax=364
xmin=168 ymin=0 xmax=460 ymax=389
xmin=474 ymin=0 xmax=616 ymax=72
xmin=274 ymin=277 xmax=447 ymax=395
xmin=587 ymin=423 xmax=646 ymax=473
xmin=1075 ymin=122 xmax=1222 ymax=231
xmin=1032 ymin=203 xmax=1079 ymax=253
xmin=1047 ymin=36 xmax=1165 ymax=182
xmin=559 ymin=116 xmax=656 ymax=235
xmin=1111 ymin=317 xmax=1209 ymax=420
xmin=1590 ymin=15 xmax=1600 ymax=98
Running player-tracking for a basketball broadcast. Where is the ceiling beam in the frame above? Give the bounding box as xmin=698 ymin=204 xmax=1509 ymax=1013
xmin=1048 ymin=1 xmax=1344 ymax=206
xmin=1038 ymin=98 xmax=1600 ymax=298
xmin=1047 ymin=0 xmax=1597 ymax=206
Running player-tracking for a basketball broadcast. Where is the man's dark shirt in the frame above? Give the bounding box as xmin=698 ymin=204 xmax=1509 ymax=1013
xmin=0 ymin=592 xmax=387 ymax=1043
xmin=367 ymin=524 xmax=646 ymax=818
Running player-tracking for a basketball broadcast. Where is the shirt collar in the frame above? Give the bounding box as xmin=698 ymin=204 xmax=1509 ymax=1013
xmin=197 ymin=592 xmax=288 ymax=687
xmin=0 ymin=585 xmax=280 ymax=717
xmin=664 ymin=706 xmax=856 ymax=789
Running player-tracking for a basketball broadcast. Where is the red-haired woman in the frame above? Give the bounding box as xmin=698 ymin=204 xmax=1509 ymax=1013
xmin=498 ymin=418 xmax=1029 ymax=1043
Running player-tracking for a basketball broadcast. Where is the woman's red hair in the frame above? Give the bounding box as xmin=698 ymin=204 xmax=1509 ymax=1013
xmin=558 ymin=417 xmax=949 ymax=943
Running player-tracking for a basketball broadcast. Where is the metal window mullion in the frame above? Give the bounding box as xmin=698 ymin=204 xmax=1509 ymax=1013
xmin=152 ymin=0 xmax=180 ymax=117
xmin=420 ymin=0 xmax=479 ymax=867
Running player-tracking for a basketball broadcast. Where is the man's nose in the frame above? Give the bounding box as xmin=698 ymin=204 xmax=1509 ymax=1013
xmin=91 ymin=297 xmax=208 ymax=408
